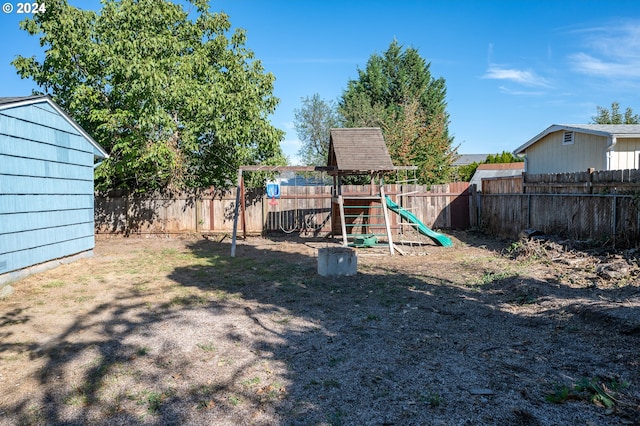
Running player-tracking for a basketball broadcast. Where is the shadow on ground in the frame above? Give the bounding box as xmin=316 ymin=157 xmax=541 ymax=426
xmin=1 ymin=231 xmax=639 ymax=425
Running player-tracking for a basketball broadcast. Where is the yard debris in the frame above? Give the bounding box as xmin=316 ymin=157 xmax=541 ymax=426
xmin=505 ymin=232 xmax=640 ymax=287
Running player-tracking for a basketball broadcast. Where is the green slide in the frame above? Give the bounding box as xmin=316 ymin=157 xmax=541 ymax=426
xmin=385 ymin=196 xmax=453 ymax=247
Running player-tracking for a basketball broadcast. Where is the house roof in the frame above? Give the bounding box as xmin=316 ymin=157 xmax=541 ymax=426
xmin=514 ymin=124 xmax=640 ymax=155
xmin=327 ymin=127 xmax=394 ymax=173
xmin=453 ymin=154 xmax=489 ymax=166
xmin=0 ymin=95 xmax=109 ymax=159
xmin=470 ymin=162 xmax=524 ymax=189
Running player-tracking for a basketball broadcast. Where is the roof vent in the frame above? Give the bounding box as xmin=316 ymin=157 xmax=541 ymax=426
xmin=563 ymin=131 xmax=574 ymax=145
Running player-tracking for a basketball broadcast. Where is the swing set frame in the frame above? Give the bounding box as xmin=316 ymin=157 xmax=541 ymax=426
xmin=231 ymin=165 xmax=334 ymax=257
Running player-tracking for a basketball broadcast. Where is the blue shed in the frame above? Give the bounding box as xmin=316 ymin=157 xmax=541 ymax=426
xmin=0 ymin=95 xmax=108 ymax=285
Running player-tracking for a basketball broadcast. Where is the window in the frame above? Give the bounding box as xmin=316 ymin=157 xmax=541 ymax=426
xmin=562 ymin=131 xmax=574 ymax=145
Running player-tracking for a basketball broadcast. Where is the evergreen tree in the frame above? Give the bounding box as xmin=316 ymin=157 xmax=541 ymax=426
xmin=339 ymin=40 xmax=456 ymax=184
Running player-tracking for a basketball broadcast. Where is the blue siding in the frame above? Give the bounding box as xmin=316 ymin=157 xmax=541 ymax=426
xmin=0 ymin=100 xmax=100 ymax=276
xmin=1 ymin=102 xmax=79 ymax=135
xmin=0 ymin=237 xmax=95 ymax=274
xmin=0 ymin=209 xmax=94 ymax=234
xmin=0 ymin=194 xmax=92 ymax=214
xmin=0 ymin=123 xmax=94 ymax=164
xmin=2 ymin=175 xmax=94 ymax=194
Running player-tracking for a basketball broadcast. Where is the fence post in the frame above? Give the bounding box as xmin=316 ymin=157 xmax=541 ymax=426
xmin=262 ymin=191 xmax=268 ymax=236
xmin=527 ymin=194 xmax=531 ymax=229
xmin=195 ymin=196 xmax=200 ymax=233
xmin=470 ymin=184 xmax=478 ymax=228
xmin=125 ymin=191 xmax=130 ymax=236
xmin=612 ymin=193 xmax=617 ymax=248
xmin=231 ymin=169 xmax=242 ymax=257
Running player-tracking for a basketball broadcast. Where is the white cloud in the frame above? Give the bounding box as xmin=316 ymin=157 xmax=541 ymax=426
xmin=498 ymin=86 xmax=545 ymax=96
xmin=482 ymin=66 xmax=550 ymax=88
xmin=569 ymin=21 xmax=640 ymax=80
xmin=568 ymin=52 xmax=639 ymax=77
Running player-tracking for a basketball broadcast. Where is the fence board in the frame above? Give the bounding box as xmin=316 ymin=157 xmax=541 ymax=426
xmin=95 ymin=183 xmax=470 ymax=236
xmin=481 ymin=193 xmax=640 ymax=245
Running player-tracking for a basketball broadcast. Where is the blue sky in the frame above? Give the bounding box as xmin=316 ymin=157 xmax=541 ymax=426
xmin=2 ymin=1 xmax=640 ymax=164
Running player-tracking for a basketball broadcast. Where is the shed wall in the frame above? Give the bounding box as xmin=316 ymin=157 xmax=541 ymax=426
xmin=526 ymin=131 xmax=606 ymax=174
xmin=0 ymin=102 xmax=96 ymax=277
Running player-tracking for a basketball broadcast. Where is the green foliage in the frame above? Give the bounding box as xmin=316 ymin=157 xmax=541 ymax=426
xmin=339 ymin=40 xmax=456 ymax=185
xmin=592 ymin=102 xmax=640 ymax=124
xmin=454 ymin=162 xmax=479 ymax=182
xmin=546 ymin=377 xmax=629 ymax=408
xmin=484 ymin=151 xmax=521 ymax=164
xmin=13 ymin=0 xmax=284 ymax=193
xmin=294 ymin=94 xmax=341 ymax=166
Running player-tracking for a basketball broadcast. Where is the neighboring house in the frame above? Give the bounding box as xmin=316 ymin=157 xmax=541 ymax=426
xmin=469 ymin=162 xmax=525 ymax=191
xmin=514 ymin=124 xmax=640 ymax=174
xmin=0 ymin=95 xmax=108 ymax=285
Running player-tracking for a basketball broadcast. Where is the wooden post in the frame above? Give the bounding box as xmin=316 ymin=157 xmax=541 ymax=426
xmin=262 ymin=191 xmax=268 ymax=236
xmin=379 ymin=175 xmax=395 ymax=255
xmin=469 ymin=184 xmax=477 ymax=228
xmin=231 ymin=168 xmax=243 ymax=257
xmin=338 ymin=195 xmax=348 ymax=247
xmin=240 ymin=176 xmax=247 ymax=239
xmin=209 ymin=186 xmax=215 ymax=232
xmin=195 ymin=194 xmax=200 ymax=233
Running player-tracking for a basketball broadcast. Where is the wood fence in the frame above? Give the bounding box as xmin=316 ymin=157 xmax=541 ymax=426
xmin=95 ymin=183 xmax=473 ymax=236
xmin=480 ymin=169 xmax=640 ymax=245
xmin=94 ymin=169 xmax=640 ymax=247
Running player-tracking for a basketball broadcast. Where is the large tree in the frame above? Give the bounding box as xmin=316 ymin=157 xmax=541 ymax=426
xmin=591 ymin=102 xmax=640 ymax=125
xmin=13 ymin=0 xmax=285 ymax=192
xmin=293 ymin=94 xmax=341 ymax=166
xmin=339 ymin=40 xmax=456 ymax=184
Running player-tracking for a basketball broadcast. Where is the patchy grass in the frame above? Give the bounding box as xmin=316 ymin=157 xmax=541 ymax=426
xmin=2 ymin=235 xmax=639 ymax=426
xmin=43 ymin=280 xmax=66 ymax=289
xmin=196 ymin=342 xmax=216 ymax=352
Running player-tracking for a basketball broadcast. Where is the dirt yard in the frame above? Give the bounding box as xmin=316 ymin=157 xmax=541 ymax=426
xmin=1 ymin=231 xmax=639 ymax=425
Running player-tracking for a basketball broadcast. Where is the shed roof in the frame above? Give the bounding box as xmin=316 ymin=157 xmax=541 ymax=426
xmin=514 ymin=124 xmax=640 ymax=155
xmin=327 ymin=127 xmax=394 ymax=173
xmin=0 ymin=95 xmax=108 ymax=159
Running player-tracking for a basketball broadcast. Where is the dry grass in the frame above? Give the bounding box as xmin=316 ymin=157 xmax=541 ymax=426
xmin=1 ymin=232 xmax=639 ymax=425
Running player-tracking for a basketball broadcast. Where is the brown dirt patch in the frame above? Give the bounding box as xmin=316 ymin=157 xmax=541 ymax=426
xmin=1 ymin=231 xmax=639 ymax=425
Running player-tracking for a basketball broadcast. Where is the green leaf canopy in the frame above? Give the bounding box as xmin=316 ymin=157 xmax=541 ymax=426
xmin=13 ymin=0 xmax=285 ymax=192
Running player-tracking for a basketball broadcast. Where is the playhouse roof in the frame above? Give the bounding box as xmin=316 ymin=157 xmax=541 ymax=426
xmin=327 ymin=127 xmax=394 ymax=174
